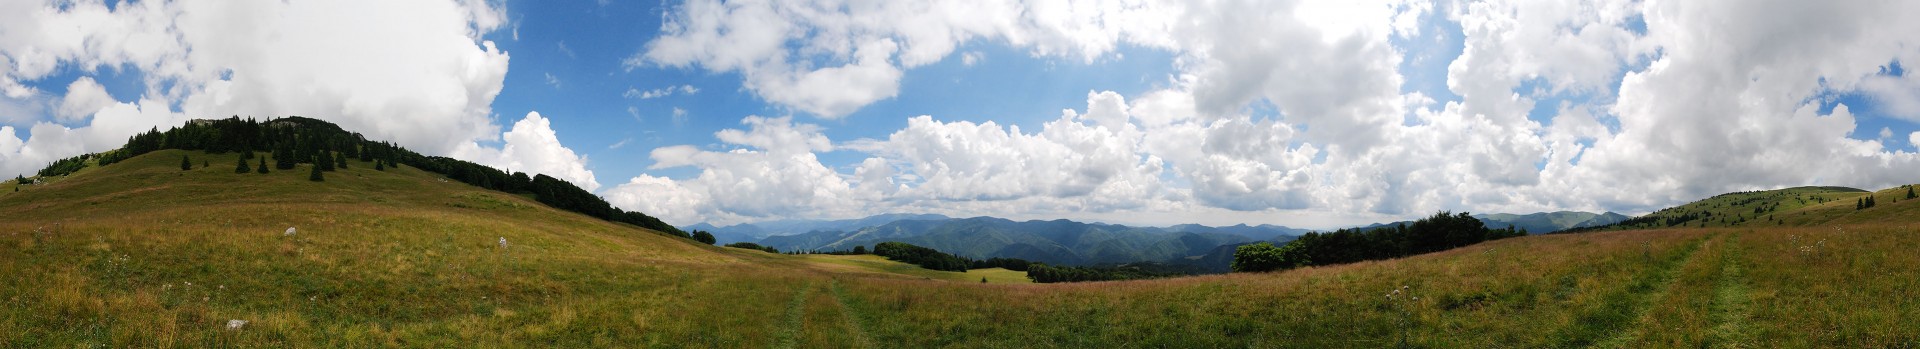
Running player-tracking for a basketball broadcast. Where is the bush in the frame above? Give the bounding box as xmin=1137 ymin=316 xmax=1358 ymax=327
xmin=724 ymin=242 xmax=778 ymax=253
xmin=1231 ymin=242 xmax=1287 ymax=272
xmin=692 ymin=231 xmax=716 ymax=245
xmin=873 ymin=242 xmax=971 ymax=272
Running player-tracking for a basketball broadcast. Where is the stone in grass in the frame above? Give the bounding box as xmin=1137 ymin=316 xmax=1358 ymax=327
xmin=284 ymin=227 xmax=296 ymax=236
xmin=226 ymin=319 xmax=248 ymax=330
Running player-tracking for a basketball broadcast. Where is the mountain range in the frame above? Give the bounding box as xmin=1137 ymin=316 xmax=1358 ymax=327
xmin=693 ymin=211 xmax=1627 ymax=271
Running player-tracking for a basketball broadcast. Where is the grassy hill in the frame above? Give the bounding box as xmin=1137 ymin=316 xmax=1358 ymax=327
xmin=4 ymin=149 xmax=1918 ymax=347
xmin=1578 ymin=186 xmax=1920 ymax=231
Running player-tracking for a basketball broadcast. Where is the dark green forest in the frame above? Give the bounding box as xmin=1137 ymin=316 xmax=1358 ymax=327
xmin=1233 ymin=211 xmax=1523 ymax=272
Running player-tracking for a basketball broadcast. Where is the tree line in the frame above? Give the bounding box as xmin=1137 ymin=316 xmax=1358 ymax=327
xmin=1232 ymin=211 xmax=1524 ymax=273
xmin=33 ymin=116 xmax=689 ymax=238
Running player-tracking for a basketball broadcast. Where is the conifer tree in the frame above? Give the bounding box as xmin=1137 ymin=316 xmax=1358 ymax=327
xmin=335 ymin=151 xmax=348 ymax=169
xmin=181 ymin=155 xmax=192 ymax=171
xmin=275 ymin=142 xmax=296 ymax=170
xmin=318 ymin=151 xmax=335 ymax=172
xmin=257 ymin=157 xmax=269 ymax=174
xmin=309 ymin=156 xmax=325 ymax=182
xmin=235 ymin=155 xmax=251 ymax=173
xmin=1908 ymin=186 xmax=1915 ymax=200
xmin=375 ymin=160 xmax=385 ymax=171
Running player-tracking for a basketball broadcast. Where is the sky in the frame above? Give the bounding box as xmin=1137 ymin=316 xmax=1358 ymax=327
xmin=4 ymin=0 xmax=1920 ymax=229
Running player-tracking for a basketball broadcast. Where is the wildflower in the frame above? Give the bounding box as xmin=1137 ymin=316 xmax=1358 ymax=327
xmin=498 ymin=237 xmax=509 ymax=249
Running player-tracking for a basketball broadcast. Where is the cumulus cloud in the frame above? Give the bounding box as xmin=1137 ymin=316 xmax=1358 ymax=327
xmin=634 ymin=0 xmax=1176 ymax=118
xmin=451 ymin=112 xmax=601 ymax=191
xmin=614 ymin=0 xmax=1920 ymax=227
xmin=607 ymin=115 xmax=860 ymax=225
xmin=1 ymin=0 xmax=602 ymax=190
xmin=56 ymin=77 xmax=115 ymax=122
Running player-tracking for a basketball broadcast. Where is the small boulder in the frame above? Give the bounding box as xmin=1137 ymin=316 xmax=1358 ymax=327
xmin=226 ymin=319 xmax=248 ymax=330
xmin=284 ymin=227 xmax=296 ymax=236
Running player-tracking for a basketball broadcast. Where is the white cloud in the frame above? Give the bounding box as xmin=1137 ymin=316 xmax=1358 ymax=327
xmin=625 ymin=84 xmax=700 ymax=99
xmin=671 ymin=107 xmax=689 ymax=126
xmin=1861 ymin=73 xmax=1920 ymax=121
xmin=617 ymin=0 xmax=1920 ymax=228
xmin=634 ymin=0 xmax=1174 ymax=119
xmin=0 ymin=98 xmax=192 ymax=177
xmin=56 ymin=77 xmax=115 ymax=122
xmin=452 ymin=111 xmax=601 ymax=191
xmin=0 ymin=0 xmax=607 ymax=189
xmin=544 ymin=72 xmax=562 ymax=89
xmin=608 ymin=116 xmax=861 ymax=225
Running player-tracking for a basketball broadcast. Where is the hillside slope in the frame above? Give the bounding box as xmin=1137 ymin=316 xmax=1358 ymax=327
xmin=3 ymin=150 xmax=1916 ymax=347
xmin=1578 ymin=186 xmax=1920 ymax=231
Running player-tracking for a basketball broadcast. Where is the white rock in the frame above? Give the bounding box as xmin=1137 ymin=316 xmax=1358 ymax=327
xmin=226 ymin=319 xmax=248 ymax=330
xmin=284 ymin=227 xmax=297 ymax=236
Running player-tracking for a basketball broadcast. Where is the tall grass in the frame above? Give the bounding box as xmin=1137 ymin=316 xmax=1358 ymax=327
xmin=2 ymin=150 xmax=1917 ymax=347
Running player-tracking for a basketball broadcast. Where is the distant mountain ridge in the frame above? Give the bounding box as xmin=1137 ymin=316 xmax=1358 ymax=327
xmin=703 ymin=211 xmax=1618 ymax=270
xmin=1474 ymin=211 xmax=1630 ymax=234
xmin=686 ymin=213 xmax=952 ymax=244
xmin=748 ymin=215 xmax=1307 ymax=267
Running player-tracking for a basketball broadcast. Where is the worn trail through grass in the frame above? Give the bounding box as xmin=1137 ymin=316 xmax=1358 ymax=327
xmin=774 ymin=282 xmax=813 ymax=349
xmin=1563 ymin=234 xmax=1710 ymax=347
xmin=824 ymin=280 xmax=876 ymax=349
xmin=1707 ymin=234 xmax=1754 ymax=348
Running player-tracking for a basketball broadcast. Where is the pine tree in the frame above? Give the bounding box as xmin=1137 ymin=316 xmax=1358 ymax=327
xmin=181 ymin=155 xmax=192 ymax=171
xmin=275 ymin=142 xmax=296 ymax=170
xmin=309 ymin=156 xmax=325 ymax=182
xmin=318 ymin=151 xmax=335 ymax=172
xmin=1907 ymin=186 xmax=1915 ymax=200
xmin=335 ymin=151 xmax=348 ymax=169
xmin=375 ymin=160 xmax=385 ymax=171
xmin=235 ymin=155 xmax=251 ymax=173
xmin=257 ymin=157 xmax=270 ymax=174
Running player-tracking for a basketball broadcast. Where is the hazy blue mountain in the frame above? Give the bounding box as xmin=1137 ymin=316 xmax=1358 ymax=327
xmin=1473 ymin=211 xmax=1630 ymax=234
xmin=760 ymin=217 xmax=1304 ymax=266
xmin=684 ymin=213 xmax=951 ymax=244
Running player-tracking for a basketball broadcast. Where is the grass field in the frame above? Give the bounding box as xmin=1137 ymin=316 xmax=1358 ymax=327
xmin=796 ymin=254 xmax=1032 ymax=284
xmin=2 ymin=149 xmax=1917 ymax=347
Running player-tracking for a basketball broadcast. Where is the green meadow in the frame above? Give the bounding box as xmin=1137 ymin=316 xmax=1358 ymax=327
xmin=3 ymin=149 xmax=1917 ymax=347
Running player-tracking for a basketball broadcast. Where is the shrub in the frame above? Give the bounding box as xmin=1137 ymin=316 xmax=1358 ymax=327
xmin=724 ymin=242 xmax=779 ymax=253
xmin=1231 ymin=242 xmax=1287 ymax=272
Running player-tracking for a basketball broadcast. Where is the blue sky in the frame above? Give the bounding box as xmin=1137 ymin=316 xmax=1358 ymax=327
xmin=5 ymin=0 xmax=1920 ymax=229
